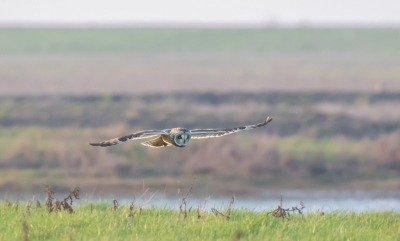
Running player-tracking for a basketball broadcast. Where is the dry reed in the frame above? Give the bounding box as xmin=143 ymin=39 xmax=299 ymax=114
xmin=178 ymin=178 xmax=195 ymax=219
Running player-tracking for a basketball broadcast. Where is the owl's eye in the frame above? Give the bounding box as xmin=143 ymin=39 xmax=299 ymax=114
xmin=177 ymin=136 xmax=182 ymax=139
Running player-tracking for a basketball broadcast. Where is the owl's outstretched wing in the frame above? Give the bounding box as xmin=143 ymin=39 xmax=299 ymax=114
xmin=89 ymin=130 xmax=169 ymax=147
xmin=190 ymin=117 xmax=272 ymax=139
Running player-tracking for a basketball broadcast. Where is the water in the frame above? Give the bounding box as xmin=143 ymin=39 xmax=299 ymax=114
xmin=3 ymin=190 xmax=400 ymax=212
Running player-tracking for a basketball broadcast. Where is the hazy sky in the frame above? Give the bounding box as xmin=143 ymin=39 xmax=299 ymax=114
xmin=1 ymin=0 xmax=399 ymax=27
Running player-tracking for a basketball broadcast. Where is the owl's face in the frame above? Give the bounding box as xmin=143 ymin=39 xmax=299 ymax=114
xmin=173 ymin=130 xmax=191 ymax=147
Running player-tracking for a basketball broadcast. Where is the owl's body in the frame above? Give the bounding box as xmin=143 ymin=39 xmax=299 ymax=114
xmin=90 ymin=117 xmax=272 ymax=148
xmin=142 ymin=128 xmax=191 ymax=148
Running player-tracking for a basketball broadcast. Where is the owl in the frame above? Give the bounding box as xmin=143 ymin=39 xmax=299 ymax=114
xmin=89 ymin=117 xmax=272 ymax=148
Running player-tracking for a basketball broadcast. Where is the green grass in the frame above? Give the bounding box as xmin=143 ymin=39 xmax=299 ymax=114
xmin=1 ymin=202 xmax=399 ymax=240
xmin=1 ymin=28 xmax=400 ymax=54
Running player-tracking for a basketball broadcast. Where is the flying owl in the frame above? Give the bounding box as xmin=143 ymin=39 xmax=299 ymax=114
xmin=89 ymin=117 xmax=272 ymax=148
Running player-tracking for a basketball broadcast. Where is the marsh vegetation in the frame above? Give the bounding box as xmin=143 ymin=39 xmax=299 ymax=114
xmin=1 ymin=185 xmax=400 ymax=240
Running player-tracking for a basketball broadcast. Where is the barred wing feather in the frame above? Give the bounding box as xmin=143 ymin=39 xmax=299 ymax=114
xmin=89 ymin=130 xmax=169 ymax=147
xmin=190 ymin=117 xmax=272 ymax=139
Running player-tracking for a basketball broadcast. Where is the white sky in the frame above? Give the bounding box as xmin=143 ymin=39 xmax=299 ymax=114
xmin=0 ymin=0 xmax=399 ymax=27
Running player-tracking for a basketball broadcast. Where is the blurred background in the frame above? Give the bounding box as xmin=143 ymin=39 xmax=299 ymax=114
xmin=1 ymin=1 xmax=400 ymax=207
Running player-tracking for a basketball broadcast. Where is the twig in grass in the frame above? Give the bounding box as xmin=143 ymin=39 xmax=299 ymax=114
xmin=267 ymin=194 xmax=305 ymax=221
xmin=197 ymin=197 xmax=209 ymax=221
xmin=136 ymin=188 xmax=149 ymax=202
xmin=36 ymin=200 xmax=41 ymax=209
xmin=203 ymin=198 xmax=208 ymax=211
xmin=25 ymin=201 xmax=31 ymax=216
xmin=130 ymin=187 xmax=154 ymax=215
xmin=226 ymin=197 xmax=235 ymax=220
xmin=113 ymin=199 xmax=119 ymax=211
xmin=211 ymin=208 xmax=225 ymax=217
xmin=16 ymin=199 xmax=19 ymax=212
xmin=197 ymin=205 xmax=202 ymax=221
xmin=91 ymin=203 xmax=93 ymax=213
xmin=133 ymin=188 xmax=156 ymax=216
xmin=139 ymin=190 xmax=158 ymax=207
xmin=211 ymin=196 xmax=234 ymax=220
xmin=128 ymin=195 xmax=135 ymax=218
xmin=178 ymin=178 xmax=195 ymax=219
xmin=5 ymin=199 xmax=11 ymax=207
xmin=293 ymin=201 xmax=306 ymax=215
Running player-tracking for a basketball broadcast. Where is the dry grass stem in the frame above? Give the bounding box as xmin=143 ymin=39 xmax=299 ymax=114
xmin=197 ymin=205 xmax=202 ymax=221
xmin=226 ymin=197 xmax=235 ymax=220
xmin=211 ymin=208 xmax=225 ymax=218
xmin=128 ymin=195 xmax=135 ymax=218
xmin=178 ymin=178 xmax=195 ymax=219
xmin=25 ymin=201 xmax=31 ymax=216
xmin=45 ymin=184 xmax=54 ymax=213
xmin=197 ymin=197 xmax=208 ymax=221
xmin=211 ymin=196 xmax=234 ymax=220
xmin=113 ymin=199 xmax=119 ymax=211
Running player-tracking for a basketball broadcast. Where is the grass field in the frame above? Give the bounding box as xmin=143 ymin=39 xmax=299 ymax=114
xmin=1 ymin=201 xmax=399 ymax=241
xmin=1 ymin=28 xmax=400 ymax=54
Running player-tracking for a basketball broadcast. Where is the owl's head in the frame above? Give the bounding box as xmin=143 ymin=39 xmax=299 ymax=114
xmin=173 ymin=128 xmax=191 ymax=147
